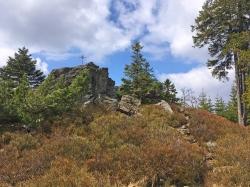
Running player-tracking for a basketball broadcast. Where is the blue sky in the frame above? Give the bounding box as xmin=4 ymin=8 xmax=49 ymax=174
xmin=0 ymin=0 xmax=234 ymax=100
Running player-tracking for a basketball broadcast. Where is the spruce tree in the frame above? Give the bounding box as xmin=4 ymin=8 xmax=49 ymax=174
xmin=198 ymin=91 xmax=213 ymax=112
xmin=192 ymin=0 xmax=250 ymax=125
xmin=225 ymin=84 xmax=238 ymax=122
xmin=214 ymin=96 xmax=227 ymax=117
xmin=162 ymin=79 xmax=178 ymax=103
xmin=0 ymin=47 xmax=45 ymax=88
xmin=120 ymin=42 xmax=158 ymax=103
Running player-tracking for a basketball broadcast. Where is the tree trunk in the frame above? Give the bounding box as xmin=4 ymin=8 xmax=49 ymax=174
xmin=235 ymin=55 xmax=247 ymax=126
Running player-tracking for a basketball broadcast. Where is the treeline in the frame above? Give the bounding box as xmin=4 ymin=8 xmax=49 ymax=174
xmin=192 ymin=0 xmax=250 ymax=125
xmin=0 ymin=41 xmax=248 ymax=128
xmin=0 ymin=47 xmax=90 ymax=127
xmin=118 ymin=42 xmax=178 ymax=104
xmin=0 ymin=43 xmax=180 ymax=129
xmin=180 ymin=86 xmax=238 ymax=122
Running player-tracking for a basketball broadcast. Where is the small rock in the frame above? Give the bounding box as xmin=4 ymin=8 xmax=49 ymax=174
xmin=206 ymin=141 xmax=217 ymax=151
xmin=177 ymin=128 xmax=190 ymax=135
xmin=118 ymin=95 xmax=141 ymax=115
xmin=155 ymin=100 xmax=173 ymax=114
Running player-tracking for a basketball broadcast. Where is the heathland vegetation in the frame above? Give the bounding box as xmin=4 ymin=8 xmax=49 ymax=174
xmin=0 ymin=0 xmax=249 ymax=186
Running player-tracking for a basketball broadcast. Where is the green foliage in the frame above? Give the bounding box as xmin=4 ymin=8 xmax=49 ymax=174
xmin=0 ymin=68 xmax=90 ymax=128
xmin=33 ymin=69 xmax=90 ymax=125
xmin=0 ymin=79 xmax=17 ymax=122
xmin=224 ymin=32 xmax=250 ymax=72
xmin=225 ymin=84 xmax=238 ymax=122
xmin=198 ymin=91 xmax=213 ymax=112
xmin=192 ymin=0 xmax=250 ymax=79
xmin=0 ymin=47 xmax=45 ymax=88
xmin=120 ymin=42 xmax=161 ymax=103
xmin=11 ymin=75 xmax=32 ymax=124
xmin=214 ymin=97 xmax=227 ymax=117
xmin=162 ymin=79 xmax=179 ymax=103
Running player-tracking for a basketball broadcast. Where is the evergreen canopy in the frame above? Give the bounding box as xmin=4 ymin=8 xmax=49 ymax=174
xmin=192 ymin=0 xmax=250 ymax=79
xmin=0 ymin=47 xmax=45 ymax=88
xmin=120 ymin=42 xmax=159 ymax=102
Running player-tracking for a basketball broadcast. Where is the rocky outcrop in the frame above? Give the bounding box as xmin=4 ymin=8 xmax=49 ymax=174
xmin=50 ymin=62 xmax=116 ymax=98
xmin=50 ymin=62 xmax=117 ymax=109
xmin=155 ymin=100 xmax=173 ymax=114
xmin=118 ymin=95 xmax=141 ymax=115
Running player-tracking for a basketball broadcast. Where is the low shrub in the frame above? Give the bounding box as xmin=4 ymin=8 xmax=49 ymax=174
xmin=18 ymin=157 xmax=98 ymax=187
xmin=188 ymin=109 xmax=240 ymax=143
xmin=205 ymin=130 xmax=250 ymax=186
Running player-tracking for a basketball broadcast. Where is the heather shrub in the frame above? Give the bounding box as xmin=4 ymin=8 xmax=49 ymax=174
xmin=205 ymin=129 xmax=250 ymax=186
xmin=18 ymin=157 xmax=98 ymax=187
xmin=1 ymin=132 xmax=39 ymax=152
xmin=59 ymin=135 xmax=97 ymax=161
xmin=2 ymin=104 xmax=249 ymax=186
xmin=10 ymin=134 xmax=39 ymax=151
xmin=188 ymin=109 xmax=239 ymax=143
xmin=0 ymin=146 xmax=55 ymax=185
xmin=88 ymin=107 xmax=206 ymax=186
xmin=169 ymin=112 xmax=187 ymax=128
xmin=0 ymin=132 xmax=13 ymax=145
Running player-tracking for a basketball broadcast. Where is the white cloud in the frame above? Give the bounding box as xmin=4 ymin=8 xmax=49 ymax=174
xmin=0 ymin=48 xmax=15 ymax=67
xmin=36 ymin=58 xmax=49 ymax=75
xmin=0 ymin=0 xmax=209 ymax=64
xmin=158 ymin=66 xmax=235 ymax=101
xmin=111 ymin=0 xmax=209 ymax=62
xmin=0 ymin=0 xmax=131 ymax=62
xmin=143 ymin=0 xmax=208 ymax=62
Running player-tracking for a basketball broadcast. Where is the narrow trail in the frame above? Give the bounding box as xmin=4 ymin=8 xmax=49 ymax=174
xmin=176 ymin=109 xmax=217 ymax=174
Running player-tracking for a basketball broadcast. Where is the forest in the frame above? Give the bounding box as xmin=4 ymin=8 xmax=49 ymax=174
xmin=0 ymin=0 xmax=249 ymax=186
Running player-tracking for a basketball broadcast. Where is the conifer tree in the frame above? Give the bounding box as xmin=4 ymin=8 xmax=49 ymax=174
xmin=120 ymin=42 xmax=158 ymax=103
xmin=192 ymin=0 xmax=250 ymax=125
xmin=226 ymin=83 xmax=239 ymax=122
xmin=162 ymin=79 xmax=178 ymax=103
xmin=198 ymin=91 xmax=213 ymax=112
xmin=0 ymin=47 xmax=45 ymax=88
xmin=214 ymin=96 xmax=227 ymax=117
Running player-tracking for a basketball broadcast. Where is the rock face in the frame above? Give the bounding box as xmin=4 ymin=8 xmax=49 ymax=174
xmin=155 ymin=100 xmax=173 ymax=114
xmin=51 ymin=62 xmax=116 ymax=98
xmin=50 ymin=62 xmax=118 ymax=110
xmin=118 ymin=95 xmax=141 ymax=115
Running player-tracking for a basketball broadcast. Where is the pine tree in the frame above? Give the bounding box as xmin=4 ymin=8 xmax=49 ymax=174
xmin=0 ymin=47 xmax=45 ymax=88
xmin=198 ymin=91 xmax=213 ymax=112
xmin=162 ymin=79 xmax=178 ymax=103
xmin=192 ymin=0 xmax=250 ymax=125
xmin=214 ymin=96 xmax=227 ymax=117
xmin=120 ymin=42 xmax=158 ymax=103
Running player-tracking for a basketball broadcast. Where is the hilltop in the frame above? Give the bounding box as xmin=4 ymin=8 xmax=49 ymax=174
xmin=0 ymin=62 xmax=250 ymax=186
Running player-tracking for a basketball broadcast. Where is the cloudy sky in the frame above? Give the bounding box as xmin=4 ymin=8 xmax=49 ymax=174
xmin=0 ymin=0 xmax=234 ymax=100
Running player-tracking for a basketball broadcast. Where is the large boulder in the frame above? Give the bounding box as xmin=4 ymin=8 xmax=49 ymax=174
xmin=155 ymin=100 xmax=173 ymax=114
xmin=84 ymin=95 xmax=118 ymax=111
xmin=118 ymin=95 xmax=141 ymax=115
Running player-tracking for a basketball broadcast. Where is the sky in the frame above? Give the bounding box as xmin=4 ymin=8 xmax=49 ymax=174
xmin=0 ymin=0 xmax=234 ymax=101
